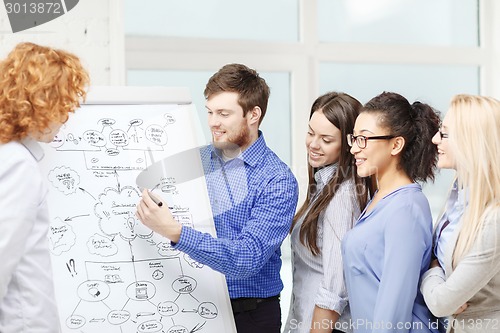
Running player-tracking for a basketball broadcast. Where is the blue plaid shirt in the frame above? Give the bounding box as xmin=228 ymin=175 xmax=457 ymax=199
xmin=174 ymin=131 xmax=298 ymax=298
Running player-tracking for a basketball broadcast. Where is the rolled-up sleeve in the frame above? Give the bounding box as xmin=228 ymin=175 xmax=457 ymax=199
xmin=315 ymin=181 xmax=359 ymax=314
xmin=174 ymin=173 xmax=298 ymax=278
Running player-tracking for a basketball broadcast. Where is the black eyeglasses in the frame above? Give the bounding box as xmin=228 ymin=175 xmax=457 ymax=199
xmin=438 ymin=131 xmax=449 ymax=139
xmin=347 ymin=134 xmax=395 ymax=149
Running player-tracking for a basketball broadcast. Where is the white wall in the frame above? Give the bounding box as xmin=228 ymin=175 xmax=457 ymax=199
xmin=0 ymin=0 xmax=125 ymax=85
xmin=484 ymin=0 xmax=500 ymax=97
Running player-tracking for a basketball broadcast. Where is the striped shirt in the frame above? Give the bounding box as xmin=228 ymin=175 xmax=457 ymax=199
xmin=174 ymin=131 xmax=298 ymax=298
xmin=284 ymin=164 xmax=359 ymax=333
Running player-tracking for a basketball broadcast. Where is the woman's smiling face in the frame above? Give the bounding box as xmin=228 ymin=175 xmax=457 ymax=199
xmin=305 ymin=109 xmax=342 ymax=168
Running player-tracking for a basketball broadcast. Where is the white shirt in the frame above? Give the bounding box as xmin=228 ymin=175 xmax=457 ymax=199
xmin=284 ymin=164 xmax=360 ymax=333
xmin=0 ymin=139 xmax=61 ymax=332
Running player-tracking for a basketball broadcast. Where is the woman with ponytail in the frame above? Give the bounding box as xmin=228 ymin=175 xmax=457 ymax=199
xmin=342 ymin=92 xmax=441 ymax=332
xmin=420 ymin=95 xmax=500 ymax=333
xmin=284 ymin=92 xmax=370 ymax=333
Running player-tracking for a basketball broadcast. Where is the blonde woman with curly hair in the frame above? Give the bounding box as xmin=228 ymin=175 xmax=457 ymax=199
xmin=421 ymin=95 xmax=500 ymax=333
xmin=0 ymin=42 xmax=89 ymax=332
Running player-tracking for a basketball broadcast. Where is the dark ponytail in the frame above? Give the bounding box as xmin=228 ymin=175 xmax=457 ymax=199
xmin=362 ymin=92 xmax=440 ymax=182
xmin=405 ymin=101 xmax=441 ymax=182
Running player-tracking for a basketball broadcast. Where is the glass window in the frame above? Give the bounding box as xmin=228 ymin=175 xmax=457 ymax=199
xmin=319 ymin=63 xmax=479 ymax=108
xmin=127 ymin=70 xmax=292 ymax=165
xmin=125 ymin=0 xmax=299 ymax=42
xmin=319 ymin=62 xmax=479 ymax=218
xmin=318 ymin=0 xmax=479 ymax=46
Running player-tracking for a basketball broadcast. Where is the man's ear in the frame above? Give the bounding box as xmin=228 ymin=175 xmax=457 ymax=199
xmin=247 ymin=106 xmax=262 ymax=125
xmin=390 ymin=136 xmax=406 ymax=156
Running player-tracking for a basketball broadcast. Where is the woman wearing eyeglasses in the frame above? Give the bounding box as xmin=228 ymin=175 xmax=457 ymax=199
xmin=284 ymin=92 xmax=370 ymax=333
xmin=341 ymin=91 xmax=441 ymax=332
xmin=420 ymin=95 xmax=500 ymax=333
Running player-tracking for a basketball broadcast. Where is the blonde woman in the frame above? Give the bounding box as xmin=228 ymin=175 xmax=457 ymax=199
xmin=0 ymin=42 xmax=89 ymax=332
xmin=421 ymin=94 xmax=500 ymax=333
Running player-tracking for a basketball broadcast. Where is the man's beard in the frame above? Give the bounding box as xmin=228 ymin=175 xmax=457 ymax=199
xmin=213 ymin=124 xmax=250 ymax=151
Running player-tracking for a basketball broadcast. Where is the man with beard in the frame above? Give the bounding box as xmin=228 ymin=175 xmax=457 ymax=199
xmin=136 ymin=63 xmax=298 ymax=333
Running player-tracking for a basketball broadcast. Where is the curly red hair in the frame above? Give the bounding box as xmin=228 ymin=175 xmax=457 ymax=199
xmin=0 ymin=42 xmax=89 ymax=143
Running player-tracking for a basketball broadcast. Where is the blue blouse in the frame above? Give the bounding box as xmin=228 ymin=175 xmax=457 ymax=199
xmin=433 ymin=180 xmax=466 ymax=272
xmin=342 ymin=183 xmax=439 ymax=333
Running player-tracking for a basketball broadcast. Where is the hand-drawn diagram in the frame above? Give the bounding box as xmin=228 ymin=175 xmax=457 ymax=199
xmin=40 ymin=102 xmax=235 ymax=333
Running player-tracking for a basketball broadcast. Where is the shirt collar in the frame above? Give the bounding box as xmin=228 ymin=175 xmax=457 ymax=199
xmin=454 ymin=179 xmax=468 ymax=211
xmin=210 ymin=130 xmax=266 ymax=167
xmin=314 ymin=163 xmax=338 ymax=186
xmin=20 ymin=138 xmax=45 ymax=162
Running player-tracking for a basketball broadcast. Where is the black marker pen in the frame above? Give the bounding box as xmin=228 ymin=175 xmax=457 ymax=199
xmin=141 ymin=188 xmax=163 ymax=207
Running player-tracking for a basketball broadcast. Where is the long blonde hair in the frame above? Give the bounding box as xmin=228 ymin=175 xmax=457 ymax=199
xmin=449 ymin=94 xmax=500 ymax=267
